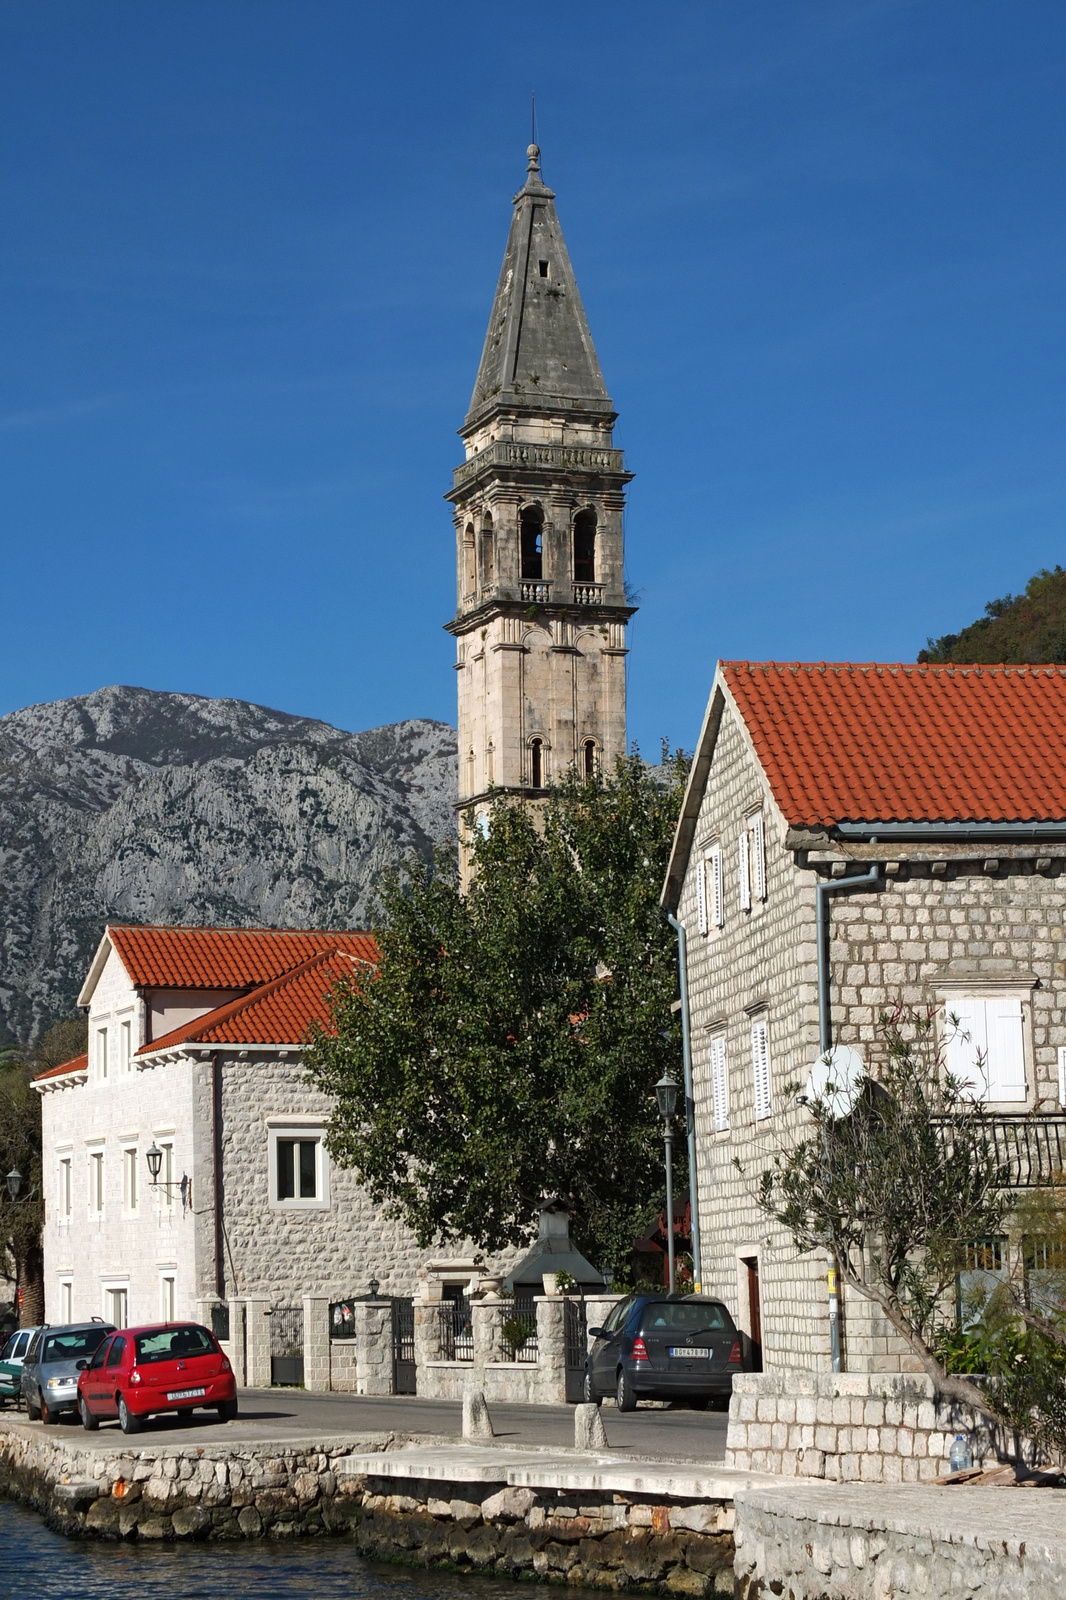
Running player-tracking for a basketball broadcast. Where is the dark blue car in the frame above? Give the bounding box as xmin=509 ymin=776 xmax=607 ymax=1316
xmin=584 ymin=1293 xmax=742 ymax=1411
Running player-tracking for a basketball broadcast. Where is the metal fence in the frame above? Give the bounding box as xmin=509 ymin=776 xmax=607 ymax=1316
xmin=392 ymin=1298 xmax=416 ymax=1393
xmin=436 ymin=1297 xmax=473 ymax=1362
xmin=985 ymin=1115 xmax=1066 ymax=1186
xmin=564 ymin=1298 xmax=587 ymax=1371
xmin=269 ymin=1305 xmax=304 ymax=1387
xmin=501 ymin=1296 xmax=539 ymax=1363
xmin=329 ymin=1299 xmax=358 ymax=1340
xmin=210 ymin=1303 xmax=230 ymax=1342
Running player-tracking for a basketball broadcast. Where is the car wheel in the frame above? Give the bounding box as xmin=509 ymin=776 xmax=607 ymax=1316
xmin=616 ymin=1368 xmax=637 ymax=1413
xmin=117 ymin=1394 xmax=143 ymax=1435
xmin=215 ymin=1399 xmax=238 ymax=1422
xmin=79 ymin=1396 xmax=99 ymax=1432
xmin=582 ymin=1370 xmax=600 ymax=1406
xmin=40 ymin=1392 xmax=57 ymax=1426
xmin=25 ymin=1393 xmax=40 ymax=1421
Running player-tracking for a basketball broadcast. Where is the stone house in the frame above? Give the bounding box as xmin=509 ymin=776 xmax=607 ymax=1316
xmin=33 ymin=923 xmax=493 ymax=1335
xmin=661 ymin=660 xmax=1066 ymax=1375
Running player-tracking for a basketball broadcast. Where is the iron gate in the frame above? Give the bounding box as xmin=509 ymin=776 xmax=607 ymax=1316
xmin=436 ymin=1294 xmax=473 ymax=1361
xmin=564 ymin=1298 xmax=588 ymax=1403
xmin=270 ymin=1305 xmax=304 ymax=1387
xmin=391 ymin=1297 xmax=416 ymax=1393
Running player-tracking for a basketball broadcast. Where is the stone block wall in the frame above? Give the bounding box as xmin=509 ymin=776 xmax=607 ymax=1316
xmin=725 ymin=1371 xmax=1002 ymax=1483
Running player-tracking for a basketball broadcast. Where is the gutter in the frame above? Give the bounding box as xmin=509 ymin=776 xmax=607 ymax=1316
xmin=834 ymin=821 xmax=1066 ymax=843
xmin=211 ymin=1052 xmax=225 ymax=1300
xmin=667 ymin=913 xmax=702 ymax=1292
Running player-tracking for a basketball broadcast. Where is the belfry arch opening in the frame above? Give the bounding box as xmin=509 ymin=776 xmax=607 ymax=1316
xmin=520 ymin=505 xmax=544 ymax=581
xmin=481 ymin=513 xmax=494 ymax=586
xmin=582 ymin=739 xmax=596 ymax=780
xmin=573 ymin=509 xmax=596 ymax=583
xmin=529 ymin=737 xmax=544 ymax=789
xmin=463 ymin=524 xmax=476 ymax=596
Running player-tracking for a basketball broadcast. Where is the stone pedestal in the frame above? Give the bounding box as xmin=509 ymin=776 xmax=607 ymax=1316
xmin=301 ymin=1295 xmax=330 ymax=1393
xmin=226 ymin=1298 xmax=247 ymax=1387
xmin=355 ymin=1299 xmax=393 ymax=1395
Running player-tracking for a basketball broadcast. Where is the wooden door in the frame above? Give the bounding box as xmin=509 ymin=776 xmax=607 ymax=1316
xmin=743 ymin=1257 xmax=763 ymax=1372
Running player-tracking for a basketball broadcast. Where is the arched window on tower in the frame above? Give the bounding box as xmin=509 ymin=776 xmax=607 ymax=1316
xmin=573 ymin=509 xmax=596 ymax=583
xmin=481 ymin=513 xmax=494 ymax=586
xmin=582 ymin=739 xmax=596 ymax=780
xmin=520 ymin=506 xmax=544 ymax=581
xmin=463 ymin=524 xmax=477 ymax=597
xmin=529 ymin=737 xmax=544 ymax=789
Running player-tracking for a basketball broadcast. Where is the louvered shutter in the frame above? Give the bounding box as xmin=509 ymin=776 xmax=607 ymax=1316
xmin=696 ymin=857 xmax=708 ymax=935
xmin=751 ymin=1019 xmax=771 ymax=1120
xmin=1059 ymin=1046 xmax=1066 ymax=1109
xmin=943 ymin=998 xmax=987 ymax=1099
xmin=751 ymin=813 xmax=767 ymax=901
xmin=710 ymin=1036 xmax=729 ymax=1132
xmin=738 ymin=829 xmax=751 ymax=911
xmin=985 ymin=998 xmax=1026 ymax=1102
xmin=710 ymin=844 xmax=724 ymax=928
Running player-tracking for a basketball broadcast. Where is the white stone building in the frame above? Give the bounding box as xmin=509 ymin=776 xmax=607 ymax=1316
xmin=662 ymin=660 xmax=1066 ymax=1375
xmin=34 ymin=923 xmax=488 ymax=1334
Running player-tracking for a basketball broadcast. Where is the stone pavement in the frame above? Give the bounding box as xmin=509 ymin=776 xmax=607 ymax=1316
xmin=15 ymin=1387 xmax=730 ymax=1460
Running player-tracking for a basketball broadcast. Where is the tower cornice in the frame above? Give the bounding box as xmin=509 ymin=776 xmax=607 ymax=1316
xmin=444 ymin=595 xmax=636 ymax=638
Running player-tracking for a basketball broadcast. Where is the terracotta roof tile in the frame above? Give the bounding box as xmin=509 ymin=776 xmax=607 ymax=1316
xmin=33 ymin=1052 xmax=88 ymax=1083
xmin=138 ymin=947 xmax=373 ymax=1054
xmin=723 ymin=661 xmax=1066 ymax=827
xmin=106 ymin=924 xmax=377 ymax=990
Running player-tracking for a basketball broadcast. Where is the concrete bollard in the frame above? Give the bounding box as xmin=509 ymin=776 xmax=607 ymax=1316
xmin=462 ymin=1386 xmax=495 ymax=1441
xmin=574 ymin=1401 xmax=609 ymax=1452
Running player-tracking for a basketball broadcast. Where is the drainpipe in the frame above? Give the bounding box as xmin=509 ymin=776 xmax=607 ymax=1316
xmin=211 ymin=1052 xmax=225 ymax=1301
xmin=814 ymin=863 xmax=883 ymax=1372
xmin=667 ymin=913 xmax=702 ymax=1293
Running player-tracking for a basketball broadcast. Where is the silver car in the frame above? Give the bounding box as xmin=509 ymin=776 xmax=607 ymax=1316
xmin=22 ymin=1323 xmax=114 ymax=1423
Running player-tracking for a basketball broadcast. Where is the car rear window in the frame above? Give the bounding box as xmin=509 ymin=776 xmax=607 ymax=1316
xmin=42 ymin=1327 xmax=111 ymax=1363
xmin=134 ymin=1326 xmax=215 ymax=1364
xmin=639 ymin=1301 xmax=734 ymax=1333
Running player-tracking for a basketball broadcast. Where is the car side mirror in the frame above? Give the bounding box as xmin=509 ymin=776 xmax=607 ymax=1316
xmin=588 ymin=1326 xmax=607 ymax=1340
xmin=75 ymin=1359 xmax=89 ymax=1370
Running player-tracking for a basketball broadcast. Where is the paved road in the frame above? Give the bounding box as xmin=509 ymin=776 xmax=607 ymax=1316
xmin=22 ymin=1389 xmax=729 ymax=1462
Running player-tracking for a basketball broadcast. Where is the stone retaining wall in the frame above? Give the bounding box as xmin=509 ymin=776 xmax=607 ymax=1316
xmin=726 ymin=1370 xmax=1002 ymax=1483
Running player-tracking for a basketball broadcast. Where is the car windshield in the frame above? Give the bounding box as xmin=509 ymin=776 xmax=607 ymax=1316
xmin=42 ymin=1327 xmax=111 ymax=1363
xmin=640 ymin=1301 xmax=732 ymax=1333
xmin=0 ymin=1335 xmax=15 ymax=1360
xmin=134 ymin=1326 xmax=215 ymax=1364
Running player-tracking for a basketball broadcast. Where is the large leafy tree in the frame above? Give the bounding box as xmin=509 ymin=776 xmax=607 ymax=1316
xmin=920 ymin=565 xmax=1066 ymax=663
xmin=306 ymin=751 xmax=688 ymax=1277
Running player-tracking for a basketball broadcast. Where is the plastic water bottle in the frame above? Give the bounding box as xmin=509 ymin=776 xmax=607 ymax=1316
xmin=949 ymin=1434 xmax=973 ymax=1473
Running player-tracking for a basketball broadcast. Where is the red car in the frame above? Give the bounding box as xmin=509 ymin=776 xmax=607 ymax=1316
xmin=76 ymin=1322 xmax=238 ymax=1433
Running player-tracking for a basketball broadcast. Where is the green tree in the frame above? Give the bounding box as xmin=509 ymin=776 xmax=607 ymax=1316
xmin=920 ymin=565 xmax=1066 ymax=664
xmin=306 ymin=751 xmax=688 ymax=1278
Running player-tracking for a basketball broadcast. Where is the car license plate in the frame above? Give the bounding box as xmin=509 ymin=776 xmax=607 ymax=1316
xmin=669 ymin=1346 xmax=711 ymax=1358
xmin=166 ymin=1386 xmax=206 ymax=1401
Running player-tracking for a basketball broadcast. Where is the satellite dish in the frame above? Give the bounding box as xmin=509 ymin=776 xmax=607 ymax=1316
xmin=804 ymin=1045 xmax=865 ymax=1119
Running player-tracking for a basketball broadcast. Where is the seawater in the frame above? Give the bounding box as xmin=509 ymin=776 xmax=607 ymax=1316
xmin=0 ymin=1500 xmax=546 ymax=1600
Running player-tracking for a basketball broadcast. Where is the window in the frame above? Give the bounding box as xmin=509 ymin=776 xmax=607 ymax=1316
xmin=738 ymin=829 xmax=751 ymax=912
xmin=538 ymin=258 xmax=549 ymax=278
xmin=486 ymin=743 xmax=495 ymax=785
xmin=481 ymin=512 xmax=494 ymax=586
xmin=696 ymin=858 xmax=708 ymax=934
xmin=519 ymin=506 xmax=544 ymax=580
xmin=751 ymin=1018 xmax=771 ymax=1120
xmin=96 ymin=1027 xmax=108 ymax=1080
xmin=582 ymin=739 xmax=596 ymax=780
xmin=89 ymin=1338 xmax=110 ymax=1371
xmin=1058 ymin=1045 xmax=1066 ymax=1108
xmin=121 ymin=1019 xmax=132 ymax=1074
xmin=529 ymin=738 xmax=544 ymax=789
xmin=957 ymin=1238 xmax=1007 ymax=1328
xmin=750 ymin=812 xmax=767 ymax=901
xmin=161 ymin=1142 xmax=174 ymax=1207
xmin=463 ymin=523 xmax=476 ymax=596
xmin=278 ymin=1137 xmax=318 ymax=1201
xmin=710 ymin=1035 xmax=729 ymax=1132
xmin=161 ymin=1275 xmax=176 ymax=1322
xmin=573 ymin=509 xmax=596 ymax=582
xmin=90 ymin=1150 xmax=104 ymax=1213
xmin=943 ymin=997 xmax=1027 ymax=1103
xmin=59 ymin=1280 xmax=72 ymax=1322
xmin=123 ymin=1147 xmax=138 ymax=1212
xmin=59 ymin=1157 xmax=72 ymax=1219
xmin=106 ymin=1287 xmax=128 ymax=1329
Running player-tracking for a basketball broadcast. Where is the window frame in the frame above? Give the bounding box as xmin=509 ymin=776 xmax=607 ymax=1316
xmin=88 ymin=1147 xmax=105 ymax=1215
xmin=267 ymin=1123 xmax=330 ymax=1212
xmin=709 ymin=1033 xmax=729 ymax=1133
xmin=122 ymin=1144 xmax=139 ymax=1213
xmin=939 ymin=986 xmax=1033 ymax=1108
xmin=96 ymin=1026 xmax=109 ymax=1081
xmin=750 ymin=1016 xmax=772 ymax=1121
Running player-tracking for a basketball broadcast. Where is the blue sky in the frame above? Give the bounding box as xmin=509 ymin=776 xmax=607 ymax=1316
xmin=2 ymin=1 xmax=1065 ymax=755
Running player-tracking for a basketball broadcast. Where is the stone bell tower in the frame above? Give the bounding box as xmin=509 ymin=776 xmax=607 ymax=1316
xmin=445 ymin=144 xmax=634 ymax=855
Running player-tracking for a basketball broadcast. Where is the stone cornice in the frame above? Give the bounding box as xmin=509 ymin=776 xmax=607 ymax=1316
xmin=447 ymin=439 xmax=631 ymax=498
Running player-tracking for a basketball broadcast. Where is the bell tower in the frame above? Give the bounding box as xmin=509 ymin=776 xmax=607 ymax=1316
xmin=445 ymin=144 xmax=634 ymax=853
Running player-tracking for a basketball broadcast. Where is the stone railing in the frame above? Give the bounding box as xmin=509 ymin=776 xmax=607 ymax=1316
xmin=572 ymin=583 xmax=605 ymax=605
xmin=520 ymin=581 xmax=551 ymax=603
xmin=453 ymin=440 xmax=626 ymax=488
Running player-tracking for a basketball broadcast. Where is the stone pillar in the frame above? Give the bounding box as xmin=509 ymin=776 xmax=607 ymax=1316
xmin=355 ymin=1299 xmax=393 ymax=1395
xmin=472 ymin=1298 xmax=508 ymax=1368
xmin=301 ymin=1295 xmax=331 ymax=1393
xmin=227 ymin=1299 xmax=247 ymax=1387
xmin=413 ymin=1294 xmax=442 ymax=1374
xmin=245 ymin=1296 xmax=272 ymax=1389
xmin=535 ymin=1295 xmax=568 ymax=1405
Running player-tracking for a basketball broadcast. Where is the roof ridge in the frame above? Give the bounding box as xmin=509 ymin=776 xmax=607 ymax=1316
xmin=108 ymin=922 xmax=372 ymax=937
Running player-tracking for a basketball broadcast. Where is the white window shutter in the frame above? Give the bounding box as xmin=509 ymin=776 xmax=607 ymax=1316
xmin=710 ymin=844 xmax=724 ymax=928
xmin=696 ymin=857 xmax=708 ymax=935
xmin=985 ymin=998 xmax=1026 ymax=1102
xmin=710 ymin=1036 xmax=729 ymax=1131
xmin=738 ymin=829 xmax=751 ymax=911
xmin=751 ymin=1019 xmax=771 ymax=1120
xmin=943 ymin=998 xmax=987 ymax=1099
xmin=1059 ymin=1046 xmax=1066 ymax=1109
xmin=752 ymin=813 xmax=767 ymax=901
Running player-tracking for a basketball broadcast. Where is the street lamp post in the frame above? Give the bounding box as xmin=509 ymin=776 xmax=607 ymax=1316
xmin=654 ymin=1073 xmax=680 ymax=1294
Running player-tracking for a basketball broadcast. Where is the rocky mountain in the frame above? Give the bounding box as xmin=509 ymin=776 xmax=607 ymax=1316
xmin=0 ymin=686 xmax=458 ymax=1042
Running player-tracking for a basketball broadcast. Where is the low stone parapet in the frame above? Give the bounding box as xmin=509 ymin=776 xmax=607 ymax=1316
xmin=726 ymin=1370 xmax=1001 ymax=1483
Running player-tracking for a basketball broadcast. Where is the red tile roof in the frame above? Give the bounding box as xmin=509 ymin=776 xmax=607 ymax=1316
xmin=34 ymin=1052 xmax=88 ymax=1083
xmin=724 ymin=661 xmax=1066 ymax=827
xmin=106 ymin=924 xmax=378 ymax=991
xmin=139 ymin=947 xmax=372 ymax=1054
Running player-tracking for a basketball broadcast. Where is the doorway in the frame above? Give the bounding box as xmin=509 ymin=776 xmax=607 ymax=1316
xmin=741 ymin=1256 xmax=763 ymax=1372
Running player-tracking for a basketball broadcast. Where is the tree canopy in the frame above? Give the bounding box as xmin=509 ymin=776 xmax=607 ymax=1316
xmin=306 ymin=751 xmax=688 ymax=1279
xmin=920 ymin=565 xmax=1066 ymax=664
